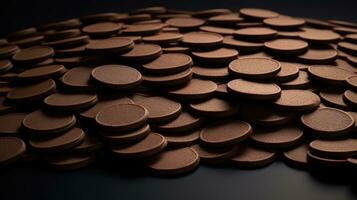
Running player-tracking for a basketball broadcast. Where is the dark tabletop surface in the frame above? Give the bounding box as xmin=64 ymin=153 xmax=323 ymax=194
xmin=1 ymin=1 xmax=357 ymax=200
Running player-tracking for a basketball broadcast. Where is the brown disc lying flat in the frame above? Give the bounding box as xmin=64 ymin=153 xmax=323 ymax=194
xmin=308 ymin=66 xmax=353 ymax=85
xmin=82 ymin=22 xmax=122 ymax=37
xmin=145 ymin=147 xmax=200 ymax=175
xmin=142 ymin=68 xmax=192 ymax=87
xmin=189 ymin=97 xmax=239 ymax=117
xmin=95 ymin=104 xmax=148 ymax=131
xmin=100 ymin=124 xmax=151 ymax=144
xmin=192 ymin=65 xmax=229 ymax=81
xmin=274 ymin=61 xmax=300 ymax=82
xmin=298 ymin=48 xmax=338 ymax=64
xmin=239 ymin=8 xmax=279 ymax=20
xmin=61 ymin=67 xmax=95 ymax=91
xmin=230 ymin=144 xmax=277 ymax=168
xmin=301 ymin=107 xmax=355 ymax=137
xmin=250 ymin=125 xmax=304 ymax=149
xmin=264 ymin=39 xmax=308 ymax=54
xmin=283 ymin=143 xmax=309 ymax=168
xmin=0 ymin=113 xmax=26 ymax=136
xmin=86 ymin=37 xmax=134 ymax=54
xmin=6 ymin=79 xmax=56 ymax=103
xmin=44 ymin=92 xmax=98 ymax=111
xmin=192 ymin=48 xmax=238 ymax=63
xmin=131 ymin=94 xmax=181 ymax=123
xmin=154 ymin=111 xmax=202 ymax=133
xmin=181 ymin=32 xmax=223 ymax=47
xmin=319 ymin=88 xmax=351 ymax=111
xmin=22 ymin=110 xmax=76 ymax=135
xmin=12 ymin=46 xmax=54 ymax=64
xmin=229 ymin=57 xmax=281 ymax=79
xmin=309 ymin=139 xmax=357 ymax=158
xmin=199 ymin=26 xmax=235 ymax=35
xmin=79 ymin=96 xmax=133 ymax=121
xmin=0 ymin=137 xmax=26 ymax=167
xmin=112 ymin=133 xmax=166 ymax=158
xmin=192 ymin=144 xmax=237 ymax=164
xmin=344 ymin=90 xmax=357 ymax=107
xmin=263 ymin=17 xmax=305 ymax=30
xmin=18 ymin=64 xmax=66 ymax=81
xmin=273 ymin=89 xmax=321 ymax=111
xmin=166 ymin=18 xmax=205 ymax=30
xmin=121 ymin=24 xmax=163 ymax=36
xmin=234 ymin=27 xmax=277 ymax=40
xmin=200 ymin=120 xmax=252 ymax=147
xmin=142 ymin=53 xmax=192 ymax=74
xmin=299 ymin=30 xmax=340 ymax=44
xmin=91 ymin=65 xmax=142 ymax=89
xmin=29 ymin=127 xmax=85 ymax=152
xmin=118 ymin=43 xmax=162 ymax=62
xmin=46 ymin=154 xmax=95 ymax=170
xmin=346 ymin=75 xmax=357 ymax=90
xmin=164 ymin=130 xmax=200 ymax=147
xmin=279 ymin=71 xmax=311 ymax=89
xmin=227 ymin=79 xmax=281 ymax=100
xmin=142 ymin=32 xmax=183 ymax=44
xmin=167 ymin=79 xmax=217 ymax=100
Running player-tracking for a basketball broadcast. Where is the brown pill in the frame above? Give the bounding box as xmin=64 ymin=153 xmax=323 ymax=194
xmin=299 ymin=30 xmax=340 ymax=44
xmin=153 ymin=111 xmax=202 ymax=133
xmin=46 ymin=154 xmax=95 ymax=170
xmin=228 ymin=57 xmax=281 ymax=79
xmin=234 ymin=27 xmax=277 ymax=40
xmin=250 ymin=125 xmax=304 ymax=149
xmin=167 ymin=79 xmax=217 ymax=100
xmin=0 ymin=137 xmax=26 ymax=167
xmin=79 ymin=96 xmax=133 ymax=121
xmin=227 ymin=79 xmax=281 ymax=100
xmin=208 ymin=13 xmax=244 ymax=25
xmin=263 ymin=17 xmax=305 ymax=30
xmin=200 ymin=120 xmax=252 ymax=147
xmin=6 ymin=79 xmax=56 ymax=103
xmin=273 ymin=89 xmax=320 ymax=111
xmin=239 ymin=8 xmax=279 ymax=20
xmin=118 ymin=43 xmax=162 ymax=62
xmin=283 ymin=143 xmax=309 ymax=168
xmin=61 ymin=67 xmax=95 ymax=91
xmin=0 ymin=113 xmax=26 ymax=136
xmin=308 ymin=65 xmax=353 ymax=85
xmin=91 ymin=65 xmax=142 ymax=90
xmin=82 ymin=22 xmax=122 ymax=37
xmin=164 ymin=130 xmax=200 ymax=147
xmin=142 ymin=32 xmax=183 ymax=44
xmin=181 ymin=32 xmax=223 ymax=47
xmin=274 ymin=61 xmax=300 ymax=82
xmin=301 ymin=107 xmax=355 ymax=137
xmin=298 ymin=48 xmax=338 ymax=64
xmin=18 ymin=64 xmax=66 ymax=81
xmin=264 ymin=39 xmax=308 ymax=54
xmin=230 ymin=144 xmax=277 ymax=168
xmin=131 ymin=94 xmax=181 ymax=123
xmin=12 ymin=46 xmax=54 ymax=64
xmin=309 ymin=139 xmax=357 ymax=158
xmin=319 ymin=87 xmax=351 ymax=111
xmin=29 ymin=127 xmax=85 ymax=152
xmin=145 ymin=147 xmax=200 ymax=175
xmin=22 ymin=110 xmax=76 ymax=135
xmin=192 ymin=48 xmax=238 ymax=63
xmin=142 ymin=53 xmax=192 ymax=74
xmin=142 ymin=68 xmax=192 ymax=87
xmin=112 ymin=132 xmax=167 ymax=158
xmin=86 ymin=37 xmax=134 ymax=54
xmin=191 ymin=144 xmax=237 ymax=164
xmin=189 ymin=97 xmax=239 ymax=117
xmin=100 ymin=124 xmax=151 ymax=144
xmin=44 ymin=92 xmax=98 ymax=111
xmin=166 ymin=18 xmax=205 ymax=30
xmin=95 ymin=104 xmax=148 ymax=131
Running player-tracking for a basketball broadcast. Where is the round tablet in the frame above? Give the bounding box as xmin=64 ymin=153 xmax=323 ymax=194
xmin=273 ymin=89 xmax=320 ymax=111
xmin=167 ymin=79 xmax=217 ymax=100
xmin=79 ymin=96 xmax=133 ymax=121
xmin=264 ymin=39 xmax=308 ymax=54
xmin=112 ymin=133 xmax=167 ymax=158
xmin=191 ymin=144 xmax=237 ymax=164
xmin=251 ymin=125 xmax=304 ymax=149
xmin=192 ymin=48 xmax=238 ymax=63
xmin=44 ymin=92 xmax=98 ymax=111
xmin=61 ymin=67 xmax=95 ymax=91
xmin=29 ymin=127 xmax=85 ymax=152
xmin=86 ymin=37 xmax=134 ymax=54
xmin=344 ymin=90 xmax=357 ymax=107
xmin=6 ymin=79 xmax=56 ymax=103
xmin=145 ymin=147 xmax=199 ymax=175
xmin=0 ymin=60 xmax=12 ymax=74
xmin=263 ymin=17 xmax=305 ymax=30
xmin=121 ymin=24 xmax=163 ymax=36
xmin=46 ymin=154 xmax=95 ymax=170
xmin=279 ymin=71 xmax=311 ymax=89
xmin=142 ymin=68 xmax=193 ymax=87
xmin=346 ymin=75 xmax=357 ymax=90
xmin=200 ymin=120 xmax=252 ymax=147
xmin=189 ymin=97 xmax=239 ymax=117
xmin=239 ymin=8 xmax=279 ymax=20
xmin=22 ymin=110 xmax=76 ymax=135
xmin=283 ymin=143 xmax=309 ymax=168
xmin=142 ymin=53 xmax=192 ymax=74
xmin=301 ymin=107 xmax=355 ymax=137
xmin=91 ymin=65 xmax=142 ymax=90
xmin=228 ymin=58 xmax=281 ymax=79
xmin=12 ymin=46 xmax=54 ymax=64
xmin=299 ymin=30 xmax=340 ymax=44
xmin=18 ymin=64 xmax=66 ymax=81
xmin=100 ymin=124 xmax=150 ymax=143
xmin=0 ymin=137 xmax=26 ymax=167
xmin=208 ymin=13 xmax=244 ymax=25
xmin=240 ymin=103 xmax=294 ymax=126
xmin=118 ymin=43 xmax=162 ymax=62
xmin=319 ymin=88 xmax=351 ymax=111
xmin=166 ymin=18 xmax=205 ymax=30
xmin=0 ymin=113 xmax=26 ymax=136
xmin=230 ymin=144 xmax=277 ymax=168
xmin=142 ymin=32 xmax=183 ymax=44
xmin=235 ymin=27 xmax=277 ymax=40
xmin=95 ymin=104 xmax=148 ymax=131
xmin=309 ymin=139 xmax=357 ymax=158
xmin=223 ymin=36 xmax=264 ymax=51
xmin=274 ymin=61 xmax=300 ymax=82
xmin=181 ymin=32 xmax=223 ymax=47
xmin=298 ymin=48 xmax=338 ymax=64
xmin=308 ymin=66 xmax=353 ymax=85
xmin=227 ymin=79 xmax=281 ymax=100
xmin=192 ymin=65 xmax=229 ymax=81
xmin=164 ymin=130 xmax=200 ymax=147
xmin=82 ymin=22 xmax=121 ymax=37
xmin=154 ymin=111 xmax=202 ymax=133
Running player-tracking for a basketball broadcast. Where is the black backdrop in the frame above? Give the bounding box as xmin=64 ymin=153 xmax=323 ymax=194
xmin=1 ymin=1 xmax=357 ymax=200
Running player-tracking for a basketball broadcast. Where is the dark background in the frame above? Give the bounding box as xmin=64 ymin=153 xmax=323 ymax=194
xmin=1 ymin=0 xmax=357 ymax=200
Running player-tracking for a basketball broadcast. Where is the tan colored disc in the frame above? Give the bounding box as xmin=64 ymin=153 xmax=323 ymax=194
xmin=273 ymin=89 xmax=321 ymax=111
xmin=228 ymin=57 xmax=281 ymax=79
xmin=166 ymin=18 xmax=205 ymax=30
xmin=234 ymin=27 xmax=277 ymax=40
xmin=264 ymin=39 xmax=308 ymax=54
xmin=181 ymin=32 xmax=223 ymax=47
xmin=309 ymin=139 xmax=357 ymax=158
xmin=239 ymin=8 xmax=279 ymax=20
xmin=192 ymin=48 xmax=238 ymax=63
xmin=153 ymin=111 xmax=202 ymax=133
xmin=118 ymin=43 xmax=162 ymax=62
xmin=308 ymin=65 xmax=353 ymax=85
xmin=227 ymin=79 xmax=281 ymax=100
xmin=167 ymin=79 xmax=217 ymax=100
